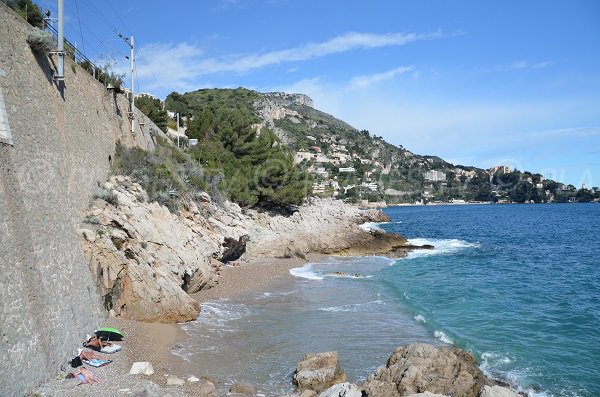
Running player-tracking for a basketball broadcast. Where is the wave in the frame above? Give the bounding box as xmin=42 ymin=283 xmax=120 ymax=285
xmin=359 ymin=222 xmax=385 ymax=232
xmin=479 ymin=353 xmax=560 ymax=397
xmin=359 ymin=221 xmax=402 ymax=233
xmin=191 ymin=300 xmax=251 ymax=329
xmin=434 ymin=330 xmax=454 ymax=344
xmin=318 ymin=300 xmax=385 ymax=313
xmin=289 ymin=265 xmax=323 ymax=280
xmin=405 ymin=238 xmax=480 ymax=259
xmin=414 ymin=314 xmax=426 ymax=323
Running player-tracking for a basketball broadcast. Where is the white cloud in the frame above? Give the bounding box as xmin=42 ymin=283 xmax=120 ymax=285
xmin=349 ymin=66 xmax=413 ymax=89
xmin=532 ymin=61 xmax=551 ymax=68
xmin=115 ymin=42 xmax=205 ymax=93
xmin=510 ymin=60 xmax=528 ymax=69
xmin=510 ymin=60 xmax=551 ymax=70
xmin=196 ymin=31 xmax=440 ymax=74
xmin=125 ymin=31 xmax=441 ymax=95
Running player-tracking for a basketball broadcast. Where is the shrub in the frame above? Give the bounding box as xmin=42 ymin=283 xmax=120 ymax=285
xmin=83 ymin=215 xmax=100 ymax=224
xmin=27 ymin=28 xmax=54 ymax=54
xmin=94 ymin=187 xmax=119 ymax=206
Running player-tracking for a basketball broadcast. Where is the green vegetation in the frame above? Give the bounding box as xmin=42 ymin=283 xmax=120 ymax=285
xmin=135 ymin=95 xmax=168 ymax=132
xmin=8 ymin=0 xmax=44 ymax=28
xmin=26 ymin=27 xmax=54 ymax=53
xmin=113 ymin=103 xmax=311 ymax=212
xmin=165 ymin=88 xmax=261 ymax=119
xmin=83 ymin=215 xmax=100 ymax=224
xmin=111 ymin=137 xmax=207 ymax=212
xmin=185 ymin=106 xmax=311 ymax=209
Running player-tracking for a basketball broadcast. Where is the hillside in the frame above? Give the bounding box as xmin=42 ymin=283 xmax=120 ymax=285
xmin=164 ymin=88 xmax=599 ymax=205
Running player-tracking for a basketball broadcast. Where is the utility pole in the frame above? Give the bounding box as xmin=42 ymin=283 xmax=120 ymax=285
xmin=129 ymin=35 xmax=135 ymax=134
xmin=176 ymin=112 xmax=180 ymax=148
xmin=55 ymin=0 xmax=64 ymax=81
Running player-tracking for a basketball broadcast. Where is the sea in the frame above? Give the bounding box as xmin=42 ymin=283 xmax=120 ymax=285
xmin=176 ymin=203 xmax=600 ymax=397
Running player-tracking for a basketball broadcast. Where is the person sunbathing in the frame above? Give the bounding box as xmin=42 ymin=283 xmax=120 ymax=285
xmin=79 ymin=349 xmax=104 ymax=361
xmin=68 ymin=367 xmax=99 ymax=384
xmin=83 ymin=335 xmax=112 ymax=351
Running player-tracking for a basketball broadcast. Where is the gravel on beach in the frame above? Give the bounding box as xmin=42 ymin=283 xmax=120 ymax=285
xmin=32 ymin=256 xmax=313 ymax=396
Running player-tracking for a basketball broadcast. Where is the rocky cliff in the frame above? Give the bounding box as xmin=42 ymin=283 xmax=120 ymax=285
xmin=79 ymin=175 xmax=406 ymax=323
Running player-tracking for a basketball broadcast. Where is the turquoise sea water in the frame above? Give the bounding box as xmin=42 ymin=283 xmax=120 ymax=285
xmin=178 ymin=203 xmax=600 ymax=396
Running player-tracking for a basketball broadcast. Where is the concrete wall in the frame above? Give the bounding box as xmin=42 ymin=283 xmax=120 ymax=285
xmin=0 ymin=4 xmax=162 ymax=395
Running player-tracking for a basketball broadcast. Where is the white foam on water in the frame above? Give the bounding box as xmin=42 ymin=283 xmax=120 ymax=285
xmin=414 ymin=314 xmax=426 ymax=323
xmin=325 ymin=273 xmax=373 ymax=279
xmin=434 ymin=330 xmax=454 ymax=344
xmin=359 ymin=221 xmax=402 ymax=233
xmin=192 ymin=300 xmax=252 ymax=329
xmin=480 ymin=352 xmax=512 ymax=369
xmin=359 ymin=222 xmax=385 ymax=232
xmin=405 ymin=238 xmax=480 ymax=259
xmin=318 ymin=299 xmax=385 ymax=313
xmin=289 ymin=265 xmax=323 ymax=280
xmin=480 ymin=353 xmax=559 ymax=397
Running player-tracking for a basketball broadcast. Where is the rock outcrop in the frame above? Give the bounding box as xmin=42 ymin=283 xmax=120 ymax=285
xmin=81 ymin=176 xmax=424 ymax=323
xmin=244 ymin=198 xmax=405 ymax=259
xmin=81 ymin=176 xmax=249 ymax=323
xmin=362 ymin=343 xmax=490 ymax=397
xmin=294 ymin=352 xmax=347 ymax=393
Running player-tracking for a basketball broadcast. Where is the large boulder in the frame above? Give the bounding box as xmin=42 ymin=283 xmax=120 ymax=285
xmin=363 ymin=343 xmax=490 ymax=397
xmin=294 ymin=352 xmax=347 ymax=393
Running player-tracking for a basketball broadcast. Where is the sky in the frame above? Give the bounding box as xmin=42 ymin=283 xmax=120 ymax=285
xmin=44 ymin=0 xmax=600 ymax=186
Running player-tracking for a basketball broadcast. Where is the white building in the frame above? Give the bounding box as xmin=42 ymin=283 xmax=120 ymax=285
xmin=424 ymin=170 xmax=446 ymax=182
xmin=339 ymin=167 xmax=356 ymax=173
xmin=294 ymin=151 xmax=314 ymax=164
xmin=362 ymin=182 xmax=378 ymax=191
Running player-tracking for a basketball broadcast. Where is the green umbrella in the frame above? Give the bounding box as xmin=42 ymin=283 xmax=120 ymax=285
xmin=95 ymin=327 xmax=124 ymax=341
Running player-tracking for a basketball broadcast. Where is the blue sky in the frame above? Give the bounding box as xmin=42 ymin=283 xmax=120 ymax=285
xmin=47 ymin=0 xmax=600 ymax=186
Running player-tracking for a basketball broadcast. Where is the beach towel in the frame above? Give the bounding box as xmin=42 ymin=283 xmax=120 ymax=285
xmin=100 ymin=344 xmax=122 ymax=354
xmin=82 ymin=358 xmax=112 ymax=367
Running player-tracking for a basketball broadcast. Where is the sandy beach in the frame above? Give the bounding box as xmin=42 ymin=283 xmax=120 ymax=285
xmin=33 ymin=256 xmax=314 ymax=396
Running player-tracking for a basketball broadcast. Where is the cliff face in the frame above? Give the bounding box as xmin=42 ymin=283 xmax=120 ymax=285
xmin=0 ymin=4 xmax=164 ymax=395
xmin=80 ymin=176 xmax=249 ymax=323
xmin=79 ymin=176 xmax=395 ymax=324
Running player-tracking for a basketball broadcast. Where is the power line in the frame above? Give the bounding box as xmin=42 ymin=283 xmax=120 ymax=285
xmin=105 ymin=0 xmax=131 ymax=37
xmin=73 ymin=0 xmax=85 ymax=54
xmin=80 ymin=0 xmax=124 ymax=38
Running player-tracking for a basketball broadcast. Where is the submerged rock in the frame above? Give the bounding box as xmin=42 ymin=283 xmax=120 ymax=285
xmin=362 ymin=343 xmax=489 ymax=397
xmin=230 ymin=382 xmax=256 ymax=395
xmin=197 ymin=380 xmax=218 ymax=397
xmin=294 ymin=352 xmax=347 ymax=393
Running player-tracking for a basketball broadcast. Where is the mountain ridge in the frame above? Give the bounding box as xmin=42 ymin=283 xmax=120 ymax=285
xmin=163 ymin=88 xmax=598 ymax=204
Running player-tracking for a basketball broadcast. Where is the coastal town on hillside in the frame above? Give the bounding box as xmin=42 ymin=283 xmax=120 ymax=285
xmin=149 ymin=95 xmax=599 ymax=207
xmin=291 ymin=142 xmax=599 ymax=206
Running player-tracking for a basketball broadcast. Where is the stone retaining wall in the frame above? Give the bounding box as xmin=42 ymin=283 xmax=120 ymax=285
xmin=0 ymin=4 xmax=161 ymax=395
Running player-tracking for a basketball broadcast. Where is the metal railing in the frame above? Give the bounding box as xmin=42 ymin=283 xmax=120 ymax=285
xmin=1 ymin=0 xmax=102 ymax=81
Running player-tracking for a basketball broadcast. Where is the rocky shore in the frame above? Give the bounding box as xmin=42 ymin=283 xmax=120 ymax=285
xmin=32 ymin=176 xmax=526 ymax=396
xmin=78 ymin=176 xmax=417 ymax=324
